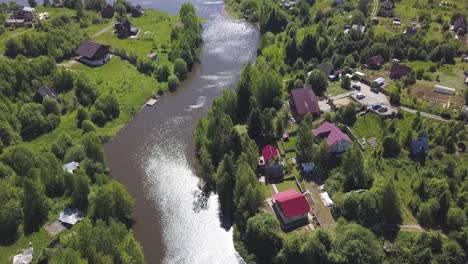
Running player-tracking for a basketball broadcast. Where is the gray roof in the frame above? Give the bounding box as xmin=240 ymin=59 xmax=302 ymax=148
xmin=63 ymin=161 xmax=79 ymax=173
xmin=37 ymin=85 xmax=58 ymax=99
xmin=265 ymin=164 xmax=284 ymax=178
xmin=13 ymin=248 xmax=33 ymax=264
xmin=58 ymin=208 xmax=84 ymax=226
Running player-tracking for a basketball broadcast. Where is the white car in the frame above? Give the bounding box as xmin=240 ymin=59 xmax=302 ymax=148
xmin=356 ymin=93 xmax=365 ymax=100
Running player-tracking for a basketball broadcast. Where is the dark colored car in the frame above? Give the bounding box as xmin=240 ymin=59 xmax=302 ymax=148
xmin=352 ymin=85 xmax=361 ymax=90
xmin=370 ymin=87 xmax=379 ymax=93
xmin=378 ymin=107 xmax=388 ymax=113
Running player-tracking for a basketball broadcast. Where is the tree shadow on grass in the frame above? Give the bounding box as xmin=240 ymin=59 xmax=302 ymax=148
xmin=0 ymin=229 xmax=20 ymax=246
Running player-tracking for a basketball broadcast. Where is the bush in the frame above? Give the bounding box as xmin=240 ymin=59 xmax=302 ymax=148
xmin=157 ymin=64 xmax=171 ymax=82
xmin=174 ymin=58 xmax=188 ymax=80
xmin=168 ymin=75 xmax=180 ymax=92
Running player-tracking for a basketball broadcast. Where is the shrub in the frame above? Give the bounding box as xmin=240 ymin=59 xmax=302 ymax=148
xmin=82 ymin=120 xmax=96 ymax=133
xmin=174 ymin=58 xmax=188 ymax=80
xmin=168 ymin=75 xmax=180 ymax=92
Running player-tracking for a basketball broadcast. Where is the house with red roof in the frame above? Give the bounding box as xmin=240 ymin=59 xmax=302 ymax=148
xmin=272 ymin=189 xmax=310 ymax=225
xmin=260 ymin=145 xmax=279 ymax=165
xmin=314 ymin=121 xmax=352 ymax=153
xmin=289 ymin=88 xmax=321 ymax=118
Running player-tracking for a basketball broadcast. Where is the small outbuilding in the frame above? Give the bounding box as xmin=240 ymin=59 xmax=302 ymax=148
xmin=147 ymin=53 xmax=158 ymax=60
xmin=368 ymin=54 xmax=384 ymax=69
xmin=63 ymin=161 xmax=79 ymax=173
xmin=319 ymin=192 xmax=335 ymax=207
xmin=272 ymin=189 xmax=310 ymax=225
xmin=132 ymin=4 xmax=144 ymax=17
xmin=301 ymin=163 xmax=315 ymax=173
xmin=373 ymin=77 xmax=385 ymax=87
xmin=411 ymin=132 xmax=429 ymax=156
xmin=101 ymin=4 xmax=114 ymax=19
xmin=13 ymin=248 xmax=33 ymax=264
xmin=35 ymin=85 xmax=58 ymax=102
xmin=58 ymin=208 xmax=84 ymax=226
xmin=453 ymin=16 xmax=467 ymax=35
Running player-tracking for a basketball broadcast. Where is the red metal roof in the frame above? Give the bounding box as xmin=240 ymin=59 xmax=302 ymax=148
xmin=272 ymin=189 xmax=310 ymax=219
xmin=314 ymin=121 xmax=351 ymax=146
xmin=262 ymin=145 xmax=279 ymax=163
xmin=291 ymin=88 xmax=320 ymax=116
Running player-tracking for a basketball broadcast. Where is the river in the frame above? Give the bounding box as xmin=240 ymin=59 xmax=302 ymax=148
xmin=103 ymin=1 xmax=259 ymax=263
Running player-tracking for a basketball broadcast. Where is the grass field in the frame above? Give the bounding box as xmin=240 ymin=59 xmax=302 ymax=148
xmin=93 ymin=9 xmax=177 ymax=59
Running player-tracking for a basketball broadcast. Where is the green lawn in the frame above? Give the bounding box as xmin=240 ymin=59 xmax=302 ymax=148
xmin=93 ymin=9 xmax=177 ymax=59
xmin=351 ymin=113 xmax=385 ymax=140
xmin=275 ymin=177 xmax=301 ymax=193
xmin=327 ymin=82 xmax=349 ymax=97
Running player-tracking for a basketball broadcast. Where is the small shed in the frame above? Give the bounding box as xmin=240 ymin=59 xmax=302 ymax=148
xmin=433 ymin=85 xmax=456 ymax=95
xmin=354 ymin=71 xmax=365 ymax=78
xmin=35 ymin=85 xmax=58 ymax=102
xmin=147 ymin=53 xmax=158 ymax=60
xmin=13 ymin=248 xmax=33 ymax=264
xmin=319 ymin=192 xmax=335 ymax=207
xmin=373 ymin=77 xmax=385 ymax=87
xmin=301 ymin=163 xmax=315 ymax=173
xmin=63 ymin=161 xmax=79 ymax=173
xmin=58 ymin=208 xmax=84 ymax=226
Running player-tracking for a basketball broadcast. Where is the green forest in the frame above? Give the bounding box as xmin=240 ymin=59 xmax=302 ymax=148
xmin=0 ymin=1 xmax=201 ymax=263
xmin=194 ymin=0 xmax=468 ymax=263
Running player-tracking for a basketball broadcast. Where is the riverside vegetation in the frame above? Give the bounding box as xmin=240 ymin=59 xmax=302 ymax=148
xmin=0 ymin=1 xmax=201 ymax=262
xmin=194 ymin=0 xmax=467 ymax=263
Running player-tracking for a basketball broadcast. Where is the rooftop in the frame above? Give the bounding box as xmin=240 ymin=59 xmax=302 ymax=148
xmin=314 ymin=121 xmax=351 ymax=146
xmin=273 ymin=189 xmax=310 ymax=218
xmin=291 ymin=88 xmax=320 ymax=116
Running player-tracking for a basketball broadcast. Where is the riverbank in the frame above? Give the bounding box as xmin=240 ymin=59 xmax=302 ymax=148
xmin=0 ymin=4 xmax=201 ymax=263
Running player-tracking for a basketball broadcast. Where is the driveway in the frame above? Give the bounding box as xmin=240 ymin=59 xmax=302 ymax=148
xmin=350 ymin=81 xmax=397 ymax=116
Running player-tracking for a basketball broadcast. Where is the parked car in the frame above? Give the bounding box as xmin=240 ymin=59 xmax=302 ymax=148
xmin=371 ymin=103 xmax=382 ymax=110
xmin=370 ymin=87 xmax=379 ymax=93
xmin=356 ymin=93 xmax=365 ymax=100
xmin=378 ymin=107 xmax=388 ymax=113
xmin=352 ymin=84 xmax=361 ymax=90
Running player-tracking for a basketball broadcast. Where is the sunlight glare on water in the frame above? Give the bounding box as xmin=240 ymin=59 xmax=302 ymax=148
xmin=143 ymin=136 xmax=243 ymax=264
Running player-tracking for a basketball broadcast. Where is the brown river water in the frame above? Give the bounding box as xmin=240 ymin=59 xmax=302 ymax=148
xmin=103 ymin=1 xmax=259 ymax=263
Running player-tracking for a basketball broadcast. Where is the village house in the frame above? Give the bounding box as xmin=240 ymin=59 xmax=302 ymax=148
xmin=290 ymin=88 xmax=321 ymax=118
xmin=259 ymin=145 xmax=280 ymax=166
xmin=367 ymin=54 xmax=384 ymax=69
xmin=389 ymin=63 xmax=412 ymax=79
xmin=453 ymin=16 xmax=467 ymax=35
xmin=272 ymin=189 xmax=310 ymax=226
xmin=58 ymin=208 xmax=84 ymax=227
xmin=5 ymin=6 xmax=36 ymax=25
xmin=75 ymin=40 xmax=111 ymax=66
xmin=380 ymin=0 xmax=393 ymax=10
xmin=411 ymin=132 xmax=429 ymax=157
xmin=264 ymin=164 xmax=284 ymax=183
xmin=314 ymin=121 xmax=352 ymax=154
xmin=132 ymin=4 xmax=144 ymax=17
xmin=101 ymin=4 xmax=114 ymax=19
xmin=114 ymin=19 xmax=140 ymax=38
xmin=34 ymin=85 xmax=58 ymax=102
